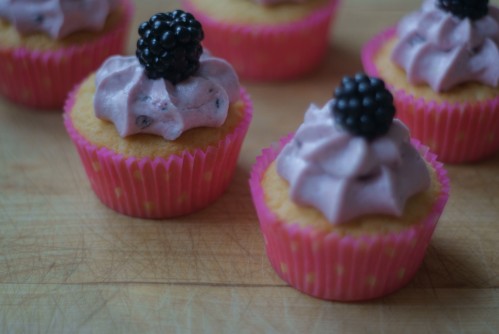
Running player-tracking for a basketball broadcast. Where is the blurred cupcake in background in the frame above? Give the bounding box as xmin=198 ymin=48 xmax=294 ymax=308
xmin=181 ymin=0 xmax=341 ymax=81
xmin=64 ymin=10 xmax=253 ymax=219
xmin=362 ymin=0 xmax=499 ymax=163
xmin=0 ymin=0 xmax=133 ymax=109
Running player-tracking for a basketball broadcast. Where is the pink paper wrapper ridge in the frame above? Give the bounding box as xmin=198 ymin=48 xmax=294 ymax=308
xmin=0 ymin=0 xmax=134 ymax=110
xmin=182 ymin=0 xmax=340 ymax=81
xmin=249 ymin=134 xmax=449 ymax=301
xmin=361 ymin=26 xmax=499 ymax=163
xmin=64 ymin=85 xmax=253 ymax=219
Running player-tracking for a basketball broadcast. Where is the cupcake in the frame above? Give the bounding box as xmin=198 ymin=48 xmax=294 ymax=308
xmin=362 ymin=0 xmax=499 ymax=163
xmin=0 ymin=0 xmax=133 ymax=109
xmin=64 ymin=10 xmax=253 ymax=219
xmin=249 ymin=74 xmax=449 ymax=301
xmin=181 ymin=0 xmax=341 ymax=81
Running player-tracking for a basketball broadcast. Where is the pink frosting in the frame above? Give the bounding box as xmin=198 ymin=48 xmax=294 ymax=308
xmin=276 ymin=101 xmax=430 ymax=225
xmin=391 ymin=0 xmax=499 ymax=92
xmin=0 ymin=0 xmax=120 ymax=39
xmin=252 ymin=0 xmax=307 ymax=5
xmin=94 ymin=53 xmax=240 ymax=141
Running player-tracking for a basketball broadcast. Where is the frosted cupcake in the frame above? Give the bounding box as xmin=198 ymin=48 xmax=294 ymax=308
xmin=362 ymin=0 xmax=499 ymax=163
xmin=0 ymin=0 xmax=133 ymax=109
xmin=64 ymin=10 xmax=253 ymax=219
xmin=181 ymin=0 xmax=341 ymax=81
xmin=249 ymin=74 xmax=449 ymax=301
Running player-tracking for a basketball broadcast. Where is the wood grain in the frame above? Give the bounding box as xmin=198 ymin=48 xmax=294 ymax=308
xmin=1 ymin=0 xmax=499 ymax=333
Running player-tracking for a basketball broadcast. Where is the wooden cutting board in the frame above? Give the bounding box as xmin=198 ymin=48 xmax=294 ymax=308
xmin=1 ymin=0 xmax=498 ymax=332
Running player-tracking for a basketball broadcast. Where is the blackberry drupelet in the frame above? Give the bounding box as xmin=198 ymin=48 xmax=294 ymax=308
xmin=136 ymin=10 xmax=204 ymax=84
xmin=332 ymin=74 xmax=395 ymax=141
xmin=437 ymin=0 xmax=489 ymax=21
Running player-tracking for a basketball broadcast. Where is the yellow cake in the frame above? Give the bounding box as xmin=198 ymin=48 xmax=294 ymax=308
xmin=249 ymin=74 xmax=449 ymax=301
xmin=0 ymin=0 xmax=133 ymax=109
xmin=182 ymin=0 xmax=332 ymax=25
xmin=262 ymin=159 xmax=441 ymax=236
xmin=181 ymin=0 xmax=340 ymax=80
xmin=362 ymin=1 xmax=499 ymax=163
xmin=63 ymin=9 xmax=253 ymax=218
xmin=70 ymin=74 xmax=247 ymax=159
xmin=0 ymin=4 xmax=127 ymax=50
xmin=374 ymin=38 xmax=499 ymax=104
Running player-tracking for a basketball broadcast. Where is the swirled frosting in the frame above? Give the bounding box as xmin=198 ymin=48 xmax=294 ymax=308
xmin=276 ymin=101 xmax=430 ymax=224
xmin=0 ymin=0 xmax=120 ymax=39
xmin=252 ymin=0 xmax=307 ymax=5
xmin=94 ymin=53 xmax=240 ymax=141
xmin=391 ymin=0 xmax=499 ymax=92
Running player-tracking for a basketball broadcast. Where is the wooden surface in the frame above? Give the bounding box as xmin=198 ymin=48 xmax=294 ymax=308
xmin=1 ymin=0 xmax=499 ymax=333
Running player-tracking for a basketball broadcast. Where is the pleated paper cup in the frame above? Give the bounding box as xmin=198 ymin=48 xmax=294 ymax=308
xmin=362 ymin=27 xmax=499 ymax=163
xmin=0 ymin=0 xmax=133 ymax=110
xmin=249 ymin=134 xmax=449 ymax=301
xmin=181 ymin=0 xmax=340 ymax=81
xmin=64 ymin=87 xmax=253 ymax=219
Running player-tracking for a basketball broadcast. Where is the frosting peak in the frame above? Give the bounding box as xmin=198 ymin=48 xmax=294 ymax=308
xmin=94 ymin=53 xmax=240 ymax=141
xmin=391 ymin=0 xmax=499 ymax=91
xmin=0 ymin=0 xmax=120 ymax=39
xmin=276 ymin=101 xmax=430 ymax=224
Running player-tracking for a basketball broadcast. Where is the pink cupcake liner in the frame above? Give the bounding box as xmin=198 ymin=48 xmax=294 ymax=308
xmin=64 ymin=86 xmax=253 ymax=219
xmin=182 ymin=0 xmax=340 ymax=81
xmin=0 ymin=0 xmax=133 ymax=110
xmin=362 ymin=27 xmax=499 ymax=163
xmin=249 ymin=134 xmax=449 ymax=301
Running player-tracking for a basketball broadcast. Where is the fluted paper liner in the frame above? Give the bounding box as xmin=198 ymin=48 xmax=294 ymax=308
xmin=64 ymin=87 xmax=253 ymax=219
xmin=249 ymin=134 xmax=449 ymax=301
xmin=362 ymin=27 xmax=499 ymax=163
xmin=181 ymin=0 xmax=340 ymax=81
xmin=0 ymin=0 xmax=133 ymax=110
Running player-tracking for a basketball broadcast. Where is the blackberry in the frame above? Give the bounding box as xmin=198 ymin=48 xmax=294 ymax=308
xmin=437 ymin=0 xmax=489 ymax=21
xmin=332 ymin=74 xmax=395 ymax=141
xmin=136 ymin=10 xmax=204 ymax=84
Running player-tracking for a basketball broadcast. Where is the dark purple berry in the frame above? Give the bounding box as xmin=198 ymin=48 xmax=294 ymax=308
xmin=437 ymin=0 xmax=489 ymax=20
xmin=332 ymin=74 xmax=396 ymax=140
xmin=136 ymin=10 xmax=204 ymax=84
